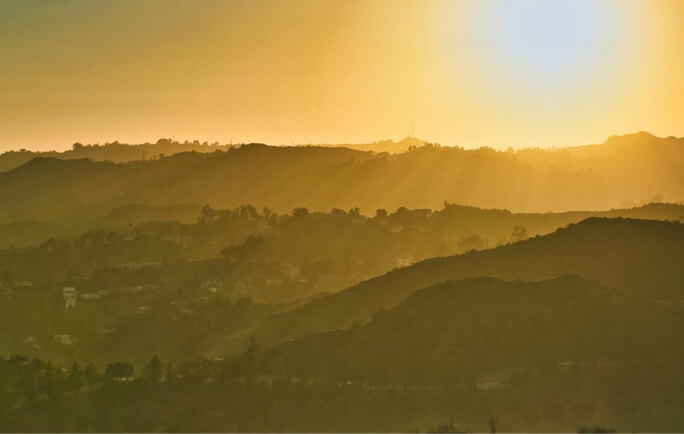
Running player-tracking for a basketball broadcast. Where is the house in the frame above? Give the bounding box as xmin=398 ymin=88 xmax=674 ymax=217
xmin=390 ymin=224 xmax=405 ymax=233
xmin=161 ymin=234 xmax=193 ymax=247
xmin=266 ymin=279 xmax=283 ymax=286
xmin=475 ymin=379 xmax=502 ymax=390
xmin=53 ymin=334 xmax=75 ymax=345
xmin=24 ymin=336 xmax=42 ymax=350
xmin=79 ymin=293 xmax=101 ymax=300
xmin=63 ymin=287 xmax=77 ymax=308
xmin=15 ymin=280 xmax=33 ymax=287
xmin=201 ymin=280 xmax=224 ymax=293
xmin=282 ymin=263 xmax=302 ymax=279
xmin=395 ymin=253 xmax=413 ymax=267
xmin=135 ymin=305 xmax=150 ymax=314
xmin=118 ymin=262 xmax=161 ymax=271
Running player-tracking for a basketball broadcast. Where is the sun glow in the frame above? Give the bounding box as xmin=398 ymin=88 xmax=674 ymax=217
xmin=488 ymin=1 xmax=613 ymax=87
xmin=458 ymin=0 xmax=638 ymax=99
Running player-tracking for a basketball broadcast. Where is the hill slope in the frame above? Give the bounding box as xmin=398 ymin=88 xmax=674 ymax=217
xmin=254 ymin=218 xmax=684 ymax=344
xmin=261 ymin=275 xmax=683 ymax=384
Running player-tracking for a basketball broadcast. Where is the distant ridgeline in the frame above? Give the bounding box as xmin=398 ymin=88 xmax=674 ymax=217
xmin=0 ymin=132 xmax=681 ymax=227
xmin=0 ymin=136 xmax=425 ymax=172
xmin=0 ymin=138 xmax=231 ymax=172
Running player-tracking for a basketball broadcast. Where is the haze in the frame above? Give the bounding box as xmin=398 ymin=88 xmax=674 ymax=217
xmin=2 ymin=0 xmax=684 ymax=151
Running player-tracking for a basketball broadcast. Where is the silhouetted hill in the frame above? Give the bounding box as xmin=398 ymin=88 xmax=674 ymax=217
xmin=261 ymin=275 xmax=682 ymax=384
xmin=316 ymin=136 xmax=427 ymax=153
xmin=0 ymin=139 xmax=229 ymax=172
xmin=0 ymin=133 xmax=682 ymax=222
xmin=254 ymin=218 xmax=684 ymax=345
xmin=0 ymin=137 xmax=424 ymax=173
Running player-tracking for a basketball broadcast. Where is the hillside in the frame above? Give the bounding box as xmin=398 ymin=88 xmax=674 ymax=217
xmin=0 ymin=133 xmax=682 ymax=224
xmin=261 ymin=275 xmax=683 ymax=385
xmin=254 ymin=217 xmax=684 ymax=345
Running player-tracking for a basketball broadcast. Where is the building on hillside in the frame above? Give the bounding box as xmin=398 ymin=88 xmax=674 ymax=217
xmin=53 ymin=334 xmax=75 ymax=345
xmin=282 ymin=263 xmax=302 ymax=279
xmin=161 ymin=234 xmax=193 ymax=247
xmin=390 ymin=224 xmax=405 ymax=233
xmin=233 ymin=280 xmax=248 ymax=293
xmin=201 ymin=280 xmax=224 ymax=293
xmin=395 ymin=253 xmax=413 ymax=268
xmin=63 ymin=287 xmax=77 ymax=308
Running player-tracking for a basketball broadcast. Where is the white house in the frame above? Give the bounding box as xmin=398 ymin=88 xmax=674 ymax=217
xmin=63 ymin=287 xmax=77 ymax=308
xmin=201 ymin=280 xmax=224 ymax=293
xmin=53 ymin=334 xmax=75 ymax=345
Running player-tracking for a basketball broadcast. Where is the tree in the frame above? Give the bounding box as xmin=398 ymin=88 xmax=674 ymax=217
xmin=488 ymin=415 xmax=501 ymax=434
xmin=511 ymin=226 xmax=529 ymax=242
xmin=245 ymin=337 xmax=260 ymax=377
xmin=69 ymin=361 xmax=83 ymax=392
xmin=221 ymin=235 xmax=268 ymax=262
xmin=375 ymin=208 xmax=388 ymax=218
xmin=146 ymin=355 xmax=162 ymax=383
xmin=83 ymin=363 xmax=99 ymax=388
xmin=457 ymin=234 xmax=487 ymax=252
xmin=292 ymin=207 xmax=309 ymax=218
xmin=200 ymin=204 xmax=218 ymax=222
xmin=105 ymin=362 xmax=134 ymax=380
xmin=1 ymin=269 xmax=13 ymax=286
xmin=40 ymin=362 xmax=63 ymax=400
xmin=165 ymin=361 xmax=176 ymax=383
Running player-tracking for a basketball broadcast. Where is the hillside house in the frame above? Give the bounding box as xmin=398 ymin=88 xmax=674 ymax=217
xmin=53 ymin=334 xmax=75 ymax=345
xmin=390 ymin=224 xmax=405 ymax=233
xmin=395 ymin=253 xmax=414 ymax=267
xmin=201 ymin=280 xmax=224 ymax=293
xmin=282 ymin=263 xmax=302 ymax=279
xmin=63 ymin=287 xmax=77 ymax=308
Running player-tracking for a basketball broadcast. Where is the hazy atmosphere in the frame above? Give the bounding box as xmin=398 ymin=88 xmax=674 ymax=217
xmin=0 ymin=1 xmax=683 ymax=433
xmin=2 ymin=0 xmax=684 ymax=150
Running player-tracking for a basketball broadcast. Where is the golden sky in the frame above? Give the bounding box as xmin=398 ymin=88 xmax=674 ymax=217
xmin=1 ymin=0 xmax=682 ymax=151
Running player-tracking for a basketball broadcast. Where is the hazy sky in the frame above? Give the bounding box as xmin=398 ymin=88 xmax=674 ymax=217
xmin=1 ymin=0 xmax=683 ymax=151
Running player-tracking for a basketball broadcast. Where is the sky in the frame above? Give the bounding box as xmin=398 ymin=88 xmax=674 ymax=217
xmin=0 ymin=0 xmax=683 ymax=151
